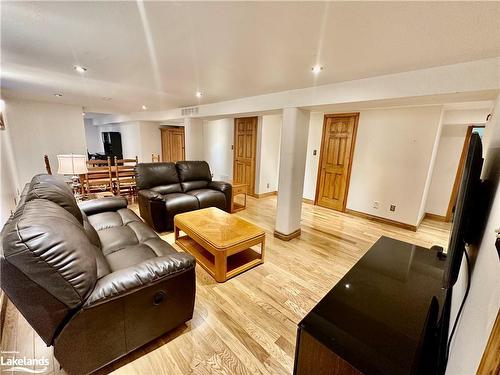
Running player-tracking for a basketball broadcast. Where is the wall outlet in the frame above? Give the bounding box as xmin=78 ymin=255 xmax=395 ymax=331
xmin=373 ymin=201 xmax=379 ymax=209
xmin=390 ymin=204 xmax=396 ymax=212
xmin=267 ymin=183 xmax=270 ymax=188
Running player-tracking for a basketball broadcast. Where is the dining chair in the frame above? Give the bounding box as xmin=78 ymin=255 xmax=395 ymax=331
xmin=44 ymin=154 xmax=52 ymax=175
xmin=84 ymin=157 xmax=113 ymax=194
xmin=114 ymin=156 xmax=138 ymax=196
xmin=152 ymin=153 xmax=161 ymax=162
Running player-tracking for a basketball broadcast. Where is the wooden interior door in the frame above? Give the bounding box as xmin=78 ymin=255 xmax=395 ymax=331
xmin=315 ymin=113 xmax=359 ymax=211
xmin=161 ymin=127 xmax=185 ymax=162
xmin=233 ymin=117 xmax=257 ymax=196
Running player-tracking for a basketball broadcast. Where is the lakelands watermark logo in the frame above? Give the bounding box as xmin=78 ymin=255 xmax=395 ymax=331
xmin=0 ymin=351 xmax=49 ymax=374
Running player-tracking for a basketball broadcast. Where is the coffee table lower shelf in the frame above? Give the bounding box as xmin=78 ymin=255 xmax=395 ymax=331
xmin=176 ymin=235 xmax=264 ymax=282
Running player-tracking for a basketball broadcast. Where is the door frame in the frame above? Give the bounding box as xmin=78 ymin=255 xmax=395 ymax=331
xmin=233 ymin=116 xmax=258 ymax=197
xmin=314 ymin=112 xmax=359 ymax=212
xmin=445 ymin=124 xmax=485 ymax=222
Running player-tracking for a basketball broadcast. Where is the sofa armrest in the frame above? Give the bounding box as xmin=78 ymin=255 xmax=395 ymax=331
xmin=84 ymin=252 xmax=195 ymax=307
xmin=79 ymin=196 xmax=128 ymax=216
xmin=208 ymin=181 xmax=232 ymax=212
xmin=138 ymin=189 xmax=164 ymax=201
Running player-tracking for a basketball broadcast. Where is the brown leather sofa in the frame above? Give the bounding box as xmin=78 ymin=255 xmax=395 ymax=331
xmin=0 ymin=174 xmax=196 ymax=375
xmin=136 ymin=161 xmax=232 ymax=232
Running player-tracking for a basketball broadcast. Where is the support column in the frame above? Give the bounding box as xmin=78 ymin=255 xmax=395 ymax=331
xmin=183 ymin=118 xmax=204 ymax=160
xmin=274 ymin=108 xmax=310 ymax=241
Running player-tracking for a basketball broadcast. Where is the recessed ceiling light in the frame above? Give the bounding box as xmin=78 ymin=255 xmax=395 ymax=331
xmin=102 ymin=97 xmax=112 ymax=101
xmin=142 ymin=105 xmax=147 ymax=110
xmin=74 ymin=65 xmax=87 ymax=73
xmin=54 ymin=93 xmax=63 ymax=97
xmin=311 ymin=65 xmax=323 ymax=74
xmin=195 ymin=91 xmax=203 ymax=98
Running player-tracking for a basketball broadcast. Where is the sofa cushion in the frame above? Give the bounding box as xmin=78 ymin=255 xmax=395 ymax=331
xmin=26 ymin=174 xmax=83 ymax=224
xmin=1 ymin=199 xmax=98 ymax=307
xmin=181 ymin=180 xmax=209 ymax=191
xmin=105 ymin=239 xmax=178 ymax=271
xmin=151 ymin=184 xmax=183 ymax=195
xmin=187 ymin=189 xmax=226 ymax=210
xmin=86 ymin=208 xmax=178 ymax=272
xmin=163 ymin=193 xmax=199 ymax=215
xmin=176 ymin=161 xmax=212 ymax=191
xmin=136 ymin=162 xmax=181 ymax=191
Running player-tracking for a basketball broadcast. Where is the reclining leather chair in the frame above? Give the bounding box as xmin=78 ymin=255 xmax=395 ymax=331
xmin=0 ymin=174 xmax=196 ymax=374
xmin=136 ymin=161 xmax=232 ymax=232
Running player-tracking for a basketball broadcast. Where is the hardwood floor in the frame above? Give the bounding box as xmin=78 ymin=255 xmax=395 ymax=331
xmin=0 ymin=196 xmax=451 ymax=375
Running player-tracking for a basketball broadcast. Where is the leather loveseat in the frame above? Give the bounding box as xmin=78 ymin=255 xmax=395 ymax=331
xmin=136 ymin=161 xmax=232 ymax=232
xmin=0 ymin=174 xmax=196 ymax=374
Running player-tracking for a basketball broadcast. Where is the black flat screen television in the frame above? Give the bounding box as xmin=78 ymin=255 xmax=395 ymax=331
xmin=442 ymin=132 xmax=484 ymax=289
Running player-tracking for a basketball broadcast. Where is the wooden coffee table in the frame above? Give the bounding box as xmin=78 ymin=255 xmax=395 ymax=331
xmin=174 ymin=207 xmax=265 ymax=282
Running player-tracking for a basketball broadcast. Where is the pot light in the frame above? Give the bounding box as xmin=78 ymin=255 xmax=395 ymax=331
xmin=311 ymin=65 xmax=323 ymax=74
xmin=54 ymin=93 xmax=63 ymax=97
xmin=74 ymin=65 xmax=87 ymax=73
xmin=195 ymin=91 xmax=203 ymax=98
xmin=142 ymin=105 xmax=147 ymax=110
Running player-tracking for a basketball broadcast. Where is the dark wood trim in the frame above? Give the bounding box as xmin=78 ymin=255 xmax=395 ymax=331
xmin=345 ymin=209 xmax=417 ymax=232
xmin=424 ymin=212 xmax=447 ymax=222
xmin=274 ymin=228 xmax=301 ymax=241
xmin=314 ymin=113 xmax=359 ymax=212
xmin=477 ymin=310 xmax=500 ymax=375
xmin=255 ymin=191 xmax=277 ymax=198
xmin=445 ymin=125 xmax=485 ymax=222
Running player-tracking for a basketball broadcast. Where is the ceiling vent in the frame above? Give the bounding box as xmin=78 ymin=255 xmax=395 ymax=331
xmin=181 ymin=106 xmax=199 ymax=117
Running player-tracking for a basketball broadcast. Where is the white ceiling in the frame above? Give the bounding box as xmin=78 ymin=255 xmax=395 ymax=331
xmin=2 ymin=1 xmax=500 ymax=114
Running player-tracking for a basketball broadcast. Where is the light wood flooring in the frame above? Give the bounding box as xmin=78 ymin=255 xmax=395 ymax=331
xmin=0 ymin=196 xmax=451 ymax=375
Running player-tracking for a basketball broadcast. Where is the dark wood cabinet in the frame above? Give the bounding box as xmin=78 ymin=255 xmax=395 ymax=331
xmin=294 ymin=236 xmax=449 ymax=375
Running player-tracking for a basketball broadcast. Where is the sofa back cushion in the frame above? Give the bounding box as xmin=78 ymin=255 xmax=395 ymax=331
xmin=136 ymin=162 xmax=182 ymax=193
xmin=176 ymin=161 xmax=212 ymax=191
xmin=1 ymin=199 xmax=98 ymax=344
xmin=26 ymin=174 xmax=83 ymax=224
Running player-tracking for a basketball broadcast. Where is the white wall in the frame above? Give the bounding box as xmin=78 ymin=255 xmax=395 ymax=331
xmin=425 ymin=125 xmax=469 ymax=216
xmin=303 ymin=112 xmax=326 ymax=201
xmin=304 ymin=106 xmax=443 ymax=226
xmin=442 ymin=108 xmax=489 ymax=125
xmin=0 ymin=104 xmax=20 ymax=225
xmin=98 ymin=122 xmax=141 ymax=160
xmin=139 ymin=122 xmax=161 ymax=162
xmin=2 ymin=98 xmax=87 ymax=191
xmin=202 ymin=118 xmax=234 ymax=180
xmin=184 ymin=118 xmax=204 ymax=160
xmin=84 ymin=118 xmax=104 ymax=154
xmin=256 ymin=114 xmax=282 ymax=194
xmin=89 ymin=121 xmax=161 ymax=162
xmin=446 ymin=94 xmax=500 ymax=375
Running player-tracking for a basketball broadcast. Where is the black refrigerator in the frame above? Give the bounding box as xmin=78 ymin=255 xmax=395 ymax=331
xmin=102 ymin=132 xmax=123 ymax=163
